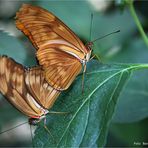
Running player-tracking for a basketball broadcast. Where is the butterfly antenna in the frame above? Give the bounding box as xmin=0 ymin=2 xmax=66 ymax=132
xmin=82 ymin=72 xmax=85 ymax=94
xmin=91 ymin=30 xmax=120 ymax=43
xmin=48 ymin=111 xmax=69 ymax=114
xmin=89 ymin=13 xmax=93 ymax=41
xmin=0 ymin=121 xmax=28 ymax=134
xmin=30 ymin=125 xmax=35 ymax=148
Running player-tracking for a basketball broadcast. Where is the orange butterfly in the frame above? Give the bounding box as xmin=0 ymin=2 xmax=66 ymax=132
xmin=15 ymin=4 xmax=92 ymax=91
xmin=0 ymin=56 xmax=61 ymax=125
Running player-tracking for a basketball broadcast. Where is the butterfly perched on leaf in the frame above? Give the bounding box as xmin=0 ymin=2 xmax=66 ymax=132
xmin=0 ymin=3 xmax=94 ymax=125
xmin=0 ymin=56 xmax=61 ymax=125
xmin=15 ymin=4 xmax=92 ymax=91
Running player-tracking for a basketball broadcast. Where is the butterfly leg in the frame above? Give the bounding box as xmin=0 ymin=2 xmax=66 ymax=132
xmin=90 ymin=53 xmax=102 ymax=62
xmin=81 ymin=64 xmax=86 ymax=94
xmin=43 ymin=117 xmax=57 ymax=144
xmin=48 ymin=111 xmax=70 ymax=114
xmin=90 ymin=54 xmax=95 ymax=61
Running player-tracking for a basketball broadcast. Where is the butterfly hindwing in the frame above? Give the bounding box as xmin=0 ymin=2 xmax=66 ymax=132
xmin=37 ymin=47 xmax=82 ymax=90
xmin=25 ymin=67 xmax=61 ymax=108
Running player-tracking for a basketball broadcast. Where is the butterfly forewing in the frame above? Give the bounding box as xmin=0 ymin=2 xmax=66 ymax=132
xmin=15 ymin=4 xmax=88 ymax=90
xmin=0 ymin=56 xmax=44 ymax=117
xmin=0 ymin=56 xmax=60 ymax=119
xmin=16 ymin=4 xmax=86 ymax=52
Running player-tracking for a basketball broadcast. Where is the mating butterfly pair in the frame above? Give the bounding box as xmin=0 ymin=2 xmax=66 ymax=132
xmin=0 ymin=4 xmax=92 ymax=124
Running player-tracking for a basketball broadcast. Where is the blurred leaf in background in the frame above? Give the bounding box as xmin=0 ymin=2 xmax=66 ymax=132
xmin=0 ymin=0 xmax=148 ymax=147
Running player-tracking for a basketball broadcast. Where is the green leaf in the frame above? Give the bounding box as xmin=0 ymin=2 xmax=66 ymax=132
xmin=109 ymin=38 xmax=148 ymax=123
xmin=33 ymin=61 xmax=139 ymax=147
xmin=113 ymin=69 xmax=148 ymax=123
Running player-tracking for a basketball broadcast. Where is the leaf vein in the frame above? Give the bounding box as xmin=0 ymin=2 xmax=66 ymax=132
xmin=57 ymin=66 xmax=136 ymax=146
xmin=95 ymin=71 xmax=124 ymax=146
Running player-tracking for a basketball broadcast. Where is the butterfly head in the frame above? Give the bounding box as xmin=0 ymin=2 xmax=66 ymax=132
xmin=29 ymin=110 xmax=48 ymax=125
xmin=29 ymin=118 xmax=41 ymax=125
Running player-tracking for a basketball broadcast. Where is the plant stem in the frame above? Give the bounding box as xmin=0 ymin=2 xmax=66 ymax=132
xmin=128 ymin=1 xmax=148 ymax=47
xmin=129 ymin=64 xmax=148 ymax=71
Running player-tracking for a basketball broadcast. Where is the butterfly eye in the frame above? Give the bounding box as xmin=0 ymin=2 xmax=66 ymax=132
xmin=29 ymin=118 xmax=40 ymax=126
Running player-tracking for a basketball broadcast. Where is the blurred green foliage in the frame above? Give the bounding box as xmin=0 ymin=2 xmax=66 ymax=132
xmin=0 ymin=0 xmax=148 ymax=147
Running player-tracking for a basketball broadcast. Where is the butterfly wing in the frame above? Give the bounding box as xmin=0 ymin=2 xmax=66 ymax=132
xmin=15 ymin=4 xmax=87 ymax=53
xmin=25 ymin=67 xmax=61 ymax=109
xmin=15 ymin=4 xmax=84 ymax=90
xmin=0 ymin=56 xmax=46 ymax=117
xmin=37 ymin=47 xmax=82 ymax=90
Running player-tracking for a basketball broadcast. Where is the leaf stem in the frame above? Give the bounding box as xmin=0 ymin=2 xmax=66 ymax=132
xmin=128 ymin=0 xmax=148 ymax=47
xmin=129 ymin=64 xmax=148 ymax=71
